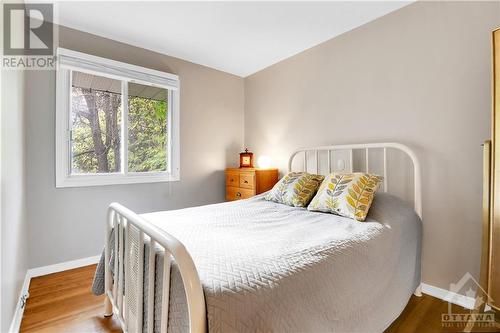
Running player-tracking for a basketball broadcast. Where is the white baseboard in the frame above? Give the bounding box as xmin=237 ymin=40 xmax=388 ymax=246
xmin=8 ymin=255 xmax=100 ymax=333
xmin=422 ymin=283 xmax=475 ymax=309
xmin=8 ymin=273 xmax=31 ymax=333
xmin=8 ymin=256 xmax=476 ymax=332
xmin=28 ymin=255 xmax=100 ymax=278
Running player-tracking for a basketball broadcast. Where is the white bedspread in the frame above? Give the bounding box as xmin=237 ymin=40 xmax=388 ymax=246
xmin=136 ymin=192 xmax=422 ymax=333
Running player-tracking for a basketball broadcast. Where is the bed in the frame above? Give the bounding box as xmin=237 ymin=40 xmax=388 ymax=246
xmin=93 ymin=142 xmax=423 ymax=333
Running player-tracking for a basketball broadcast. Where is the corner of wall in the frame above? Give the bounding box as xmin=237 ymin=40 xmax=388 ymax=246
xmin=1 ymin=65 xmax=30 ymax=333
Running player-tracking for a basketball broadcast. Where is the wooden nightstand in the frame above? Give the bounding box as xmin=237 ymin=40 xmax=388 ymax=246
xmin=225 ymin=168 xmax=279 ymax=201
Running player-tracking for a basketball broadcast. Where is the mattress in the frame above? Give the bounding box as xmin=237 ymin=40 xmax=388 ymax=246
xmin=93 ymin=192 xmax=422 ymax=333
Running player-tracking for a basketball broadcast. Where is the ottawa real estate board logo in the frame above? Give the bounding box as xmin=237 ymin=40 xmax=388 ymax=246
xmin=441 ymin=272 xmax=496 ymax=329
xmin=2 ymin=3 xmax=55 ymax=69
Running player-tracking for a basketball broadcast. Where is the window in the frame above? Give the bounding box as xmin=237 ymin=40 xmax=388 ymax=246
xmin=56 ymin=48 xmax=180 ymax=187
xmin=70 ymin=71 xmax=123 ymax=174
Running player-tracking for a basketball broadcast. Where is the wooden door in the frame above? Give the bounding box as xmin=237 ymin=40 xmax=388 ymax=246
xmin=490 ymin=28 xmax=500 ymax=311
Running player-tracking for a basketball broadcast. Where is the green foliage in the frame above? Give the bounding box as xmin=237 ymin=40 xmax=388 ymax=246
xmin=71 ymin=89 xmax=122 ymax=173
xmin=71 ymin=87 xmax=167 ymax=174
xmin=128 ymin=96 xmax=167 ymax=172
xmin=72 ymin=119 xmax=97 ymax=173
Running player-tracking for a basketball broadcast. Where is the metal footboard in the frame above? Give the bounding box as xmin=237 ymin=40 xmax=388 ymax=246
xmin=104 ymin=203 xmax=206 ymax=333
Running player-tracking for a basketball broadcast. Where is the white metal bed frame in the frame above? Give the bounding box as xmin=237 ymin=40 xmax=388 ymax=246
xmin=104 ymin=142 xmax=422 ymax=333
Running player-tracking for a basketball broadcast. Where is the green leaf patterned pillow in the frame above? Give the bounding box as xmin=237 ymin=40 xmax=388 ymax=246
xmin=307 ymin=172 xmax=383 ymax=221
xmin=265 ymin=172 xmax=325 ymax=207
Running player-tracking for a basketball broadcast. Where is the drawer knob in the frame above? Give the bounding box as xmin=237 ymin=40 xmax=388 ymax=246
xmin=244 ymin=180 xmax=248 ymax=184
xmin=236 ymin=192 xmax=241 ymax=197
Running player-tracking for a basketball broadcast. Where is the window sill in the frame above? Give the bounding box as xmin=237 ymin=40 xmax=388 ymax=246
xmin=55 ymin=172 xmax=180 ymax=188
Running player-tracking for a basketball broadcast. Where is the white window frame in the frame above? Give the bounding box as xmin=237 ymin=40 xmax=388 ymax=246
xmin=55 ymin=48 xmax=180 ymax=188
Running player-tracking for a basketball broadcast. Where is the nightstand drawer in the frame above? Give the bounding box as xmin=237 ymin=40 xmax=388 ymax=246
xmin=239 ymin=173 xmax=255 ymax=189
xmin=226 ymin=187 xmax=254 ymax=201
xmin=225 ymin=168 xmax=278 ymax=202
xmin=226 ymin=173 xmax=239 ymax=187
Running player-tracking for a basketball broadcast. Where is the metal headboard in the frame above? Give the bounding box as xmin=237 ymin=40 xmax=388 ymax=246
xmin=288 ymin=142 xmax=422 ymax=218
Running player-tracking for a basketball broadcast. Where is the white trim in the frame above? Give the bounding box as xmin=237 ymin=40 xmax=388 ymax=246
xmin=55 ymin=66 xmax=70 ymax=188
xmin=121 ymin=81 xmax=129 ymax=175
xmin=8 ymin=255 xmax=100 ymax=333
xmin=57 ymin=48 xmax=179 ymax=90
xmin=8 ymin=259 xmax=472 ymax=333
xmin=57 ymin=170 xmax=179 ymax=189
xmin=8 ymin=273 xmax=30 ymax=333
xmin=28 ymin=255 xmax=100 ymax=278
xmin=422 ymin=283 xmax=475 ymax=310
xmin=3 ymin=257 xmax=475 ymax=330
xmin=170 ymin=86 xmax=181 ymax=179
xmin=55 ymin=48 xmax=181 ymax=188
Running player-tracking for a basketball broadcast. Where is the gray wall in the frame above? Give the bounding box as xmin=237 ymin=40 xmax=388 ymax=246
xmin=13 ymin=0 xmax=500 ymax=305
xmin=244 ymin=1 xmax=500 ymax=291
xmin=25 ymin=26 xmax=245 ymax=267
xmin=1 ymin=69 xmax=28 ymax=332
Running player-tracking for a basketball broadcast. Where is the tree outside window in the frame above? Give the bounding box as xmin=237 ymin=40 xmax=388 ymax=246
xmin=70 ymin=71 xmax=168 ymax=175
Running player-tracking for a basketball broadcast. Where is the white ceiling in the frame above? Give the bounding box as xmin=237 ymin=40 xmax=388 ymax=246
xmin=54 ymin=1 xmax=411 ymax=77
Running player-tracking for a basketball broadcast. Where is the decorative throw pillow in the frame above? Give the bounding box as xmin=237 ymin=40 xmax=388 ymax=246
xmin=265 ymin=172 xmax=325 ymax=207
xmin=308 ymin=172 xmax=383 ymax=221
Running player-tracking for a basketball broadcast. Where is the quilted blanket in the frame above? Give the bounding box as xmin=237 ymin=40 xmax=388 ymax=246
xmin=93 ymin=192 xmax=421 ymax=333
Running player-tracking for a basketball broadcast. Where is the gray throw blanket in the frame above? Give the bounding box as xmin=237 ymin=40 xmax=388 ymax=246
xmin=92 ymin=228 xmax=189 ymax=333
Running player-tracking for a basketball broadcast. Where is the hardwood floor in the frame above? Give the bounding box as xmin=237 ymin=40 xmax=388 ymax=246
xmin=20 ymin=265 xmax=121 ymax=333
xmin=20 ymin=265 xmax=500 ymax=333
xmin=386 ymin=293 xmax=500 ymax=333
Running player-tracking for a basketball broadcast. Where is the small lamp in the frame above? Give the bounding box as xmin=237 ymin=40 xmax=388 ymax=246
xmin=257 ymin=155 xmax=272 ymax=169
